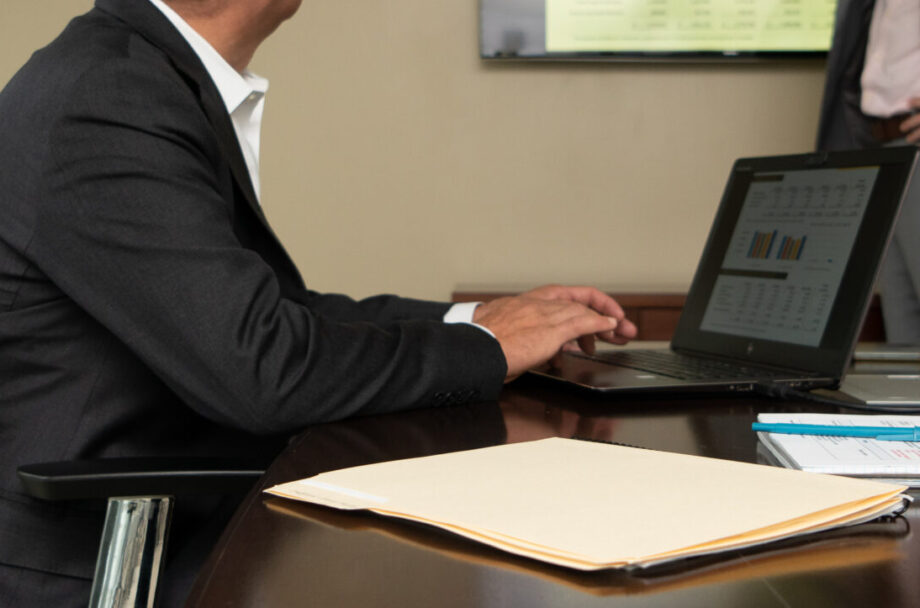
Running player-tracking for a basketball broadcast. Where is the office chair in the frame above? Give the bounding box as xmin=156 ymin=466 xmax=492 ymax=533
xmin=18 ymin=458 xmax=264 ymax=608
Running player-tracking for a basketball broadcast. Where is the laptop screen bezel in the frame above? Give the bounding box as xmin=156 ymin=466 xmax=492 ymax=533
xmin=671 ymin=146 xmax=919 ymax=378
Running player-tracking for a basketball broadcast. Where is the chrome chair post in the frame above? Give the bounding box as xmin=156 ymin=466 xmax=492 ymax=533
xmin=89 ymin=496 xmax=173 ymax=608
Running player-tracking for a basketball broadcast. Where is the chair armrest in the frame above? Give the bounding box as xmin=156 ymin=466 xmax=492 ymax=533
xmin=17 ymin=458 xmax=265 ymax=501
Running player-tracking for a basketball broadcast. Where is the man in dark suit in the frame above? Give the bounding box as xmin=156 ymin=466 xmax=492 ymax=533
xmin=816 ymin=0 xmax=920 ymax=343
xmin=0 ymin=0 xmax=637 ymax=604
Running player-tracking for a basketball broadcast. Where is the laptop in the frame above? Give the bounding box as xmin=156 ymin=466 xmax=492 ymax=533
xmin=534 ymin=147 xmax=920 ymax=394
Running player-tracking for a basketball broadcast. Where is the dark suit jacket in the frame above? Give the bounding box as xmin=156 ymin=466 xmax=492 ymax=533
xmin=815 ymin=0 xmax=877 ymax=150
xmin=0 ymin=0 xmax=505 ymax=582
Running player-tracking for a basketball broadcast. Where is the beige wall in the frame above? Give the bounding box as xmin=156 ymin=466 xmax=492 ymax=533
xmin=1 ymin=1 xmax=828 ymax=301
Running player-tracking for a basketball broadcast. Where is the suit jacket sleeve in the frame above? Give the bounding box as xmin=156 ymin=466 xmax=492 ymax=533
xmin=30 ymin=54 xmax=506 ymax=435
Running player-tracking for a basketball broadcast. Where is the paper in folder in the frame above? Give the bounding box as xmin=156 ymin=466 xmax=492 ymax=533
xmin=264 ymin=437 xmax=908 ymax=570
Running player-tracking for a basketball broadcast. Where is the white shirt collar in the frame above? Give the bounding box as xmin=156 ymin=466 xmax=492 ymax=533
xmin=146 ymin=0 xmax=268 ymax=114
xmin=147 ymin=0 xmax=267 ymax=200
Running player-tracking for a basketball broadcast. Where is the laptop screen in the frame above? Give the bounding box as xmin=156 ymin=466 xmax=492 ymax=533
xmin=700 ymin=165 xmax=879 ymax=347
xmin=673 ymin=147 xmax=918 ymax=377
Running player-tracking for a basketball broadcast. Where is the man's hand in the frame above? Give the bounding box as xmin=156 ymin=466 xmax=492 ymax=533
xmin=900 ymin=98 xmax=920 ymax=143
xmin=472 ymin=285 xmax=638 ymax=382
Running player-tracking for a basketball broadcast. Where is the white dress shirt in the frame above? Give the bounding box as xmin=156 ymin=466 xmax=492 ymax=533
xmin=861 ymin=0 xmax=920 ymax=117
xmin=145 ymin=0 xmax=484 ymax=330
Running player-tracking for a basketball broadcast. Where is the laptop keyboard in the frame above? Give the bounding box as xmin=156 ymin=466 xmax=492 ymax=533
xmin=574 ymin=350 xmax=791 ymax=381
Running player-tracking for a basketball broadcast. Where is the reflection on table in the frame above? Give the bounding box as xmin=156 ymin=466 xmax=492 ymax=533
xmin=186 ymin=378 xmax=920 ymax=608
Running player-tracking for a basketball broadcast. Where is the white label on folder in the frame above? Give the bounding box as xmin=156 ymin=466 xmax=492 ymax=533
xmin=299 ymin=479 xmax=388 ymax=504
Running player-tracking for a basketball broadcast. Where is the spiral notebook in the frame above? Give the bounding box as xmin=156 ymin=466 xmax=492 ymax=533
xmin=756 ymin=413 xmax=920 ymax=486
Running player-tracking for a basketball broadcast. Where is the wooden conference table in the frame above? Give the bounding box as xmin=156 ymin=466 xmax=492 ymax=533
xmin=186 ymin=374 xmax=920 ymax=607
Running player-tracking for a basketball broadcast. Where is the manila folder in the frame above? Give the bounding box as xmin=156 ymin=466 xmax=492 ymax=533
xmin=265 ymin=437 xmax=907 ymax=570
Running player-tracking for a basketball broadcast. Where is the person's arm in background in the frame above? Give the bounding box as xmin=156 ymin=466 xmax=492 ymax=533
xmin=897 ymin=98 xmax=920 ymax=142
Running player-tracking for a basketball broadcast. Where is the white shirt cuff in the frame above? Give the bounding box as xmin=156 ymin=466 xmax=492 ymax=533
xmin=443 ymin=302 xmax=496 ymax=339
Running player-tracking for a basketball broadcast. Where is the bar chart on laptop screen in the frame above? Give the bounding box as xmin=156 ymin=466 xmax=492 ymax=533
xmin=700 ymin=167 xmax=879 ymax=346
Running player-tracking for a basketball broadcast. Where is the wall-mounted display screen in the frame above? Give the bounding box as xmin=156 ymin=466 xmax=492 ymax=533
xmin=481 ymin=0 xmax=837 ymax=61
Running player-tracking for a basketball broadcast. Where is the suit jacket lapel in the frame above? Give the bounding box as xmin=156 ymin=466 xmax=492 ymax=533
xmin=94 ymin=0 xmax=270 ymax=229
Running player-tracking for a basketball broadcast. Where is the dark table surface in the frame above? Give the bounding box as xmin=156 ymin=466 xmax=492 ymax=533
xmin=186 ymin=377 xmax=920 ymax=607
